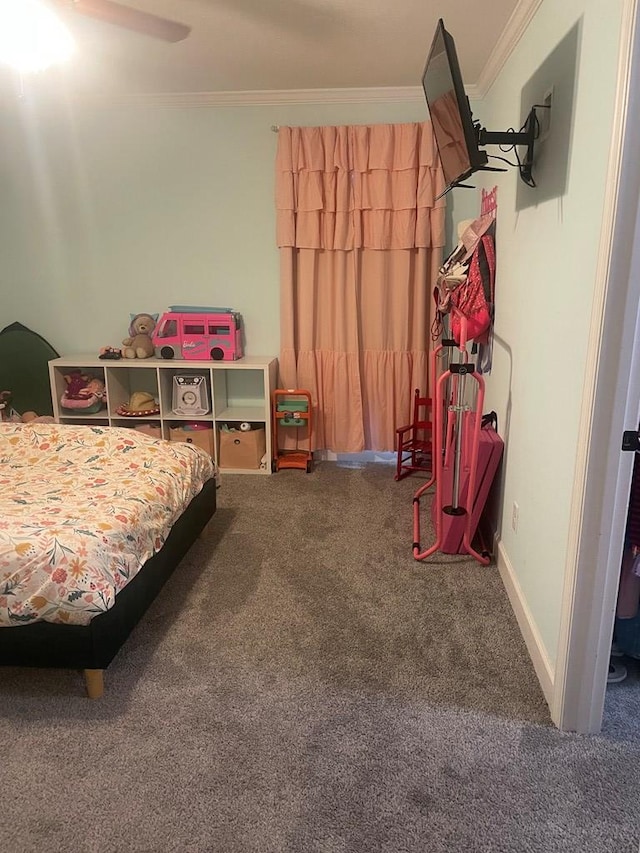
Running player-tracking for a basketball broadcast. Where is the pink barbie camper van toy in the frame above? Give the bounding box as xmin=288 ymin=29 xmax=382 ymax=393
xmin=152 ymin=306 xmax=244 ymax=361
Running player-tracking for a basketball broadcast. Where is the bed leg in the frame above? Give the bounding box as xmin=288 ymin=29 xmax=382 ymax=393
xmin=84 ymin=669 xmax=104 ymax=699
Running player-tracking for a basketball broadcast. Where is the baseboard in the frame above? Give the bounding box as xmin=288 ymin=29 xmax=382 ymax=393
xmin=314 ymin=450 xmax=396 ymax=465
xmin=494 ymin=535 xmax=555 ymax=708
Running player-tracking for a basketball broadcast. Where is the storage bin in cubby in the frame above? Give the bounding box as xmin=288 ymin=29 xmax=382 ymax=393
xmin=169 ymin=423 xmax=214 ymax=457
xmin=218 ymin=427 xmax=266 ymax=469
xmin=132 ymin=424 xmax=163 ymax=440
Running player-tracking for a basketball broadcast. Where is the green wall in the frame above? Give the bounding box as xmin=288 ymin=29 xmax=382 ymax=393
xmin=470 ymin=0 xmax=624 ymax=666
xmin=0 ymin=96 xmax=430 ymax=356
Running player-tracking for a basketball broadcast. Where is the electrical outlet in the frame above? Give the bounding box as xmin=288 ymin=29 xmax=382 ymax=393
xmin=512 ymin=501 xmax=519 ymax=532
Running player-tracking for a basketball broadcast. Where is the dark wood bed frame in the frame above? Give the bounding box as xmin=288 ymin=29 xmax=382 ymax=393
xmin=0 ymin=477 xmax=217 ymax=698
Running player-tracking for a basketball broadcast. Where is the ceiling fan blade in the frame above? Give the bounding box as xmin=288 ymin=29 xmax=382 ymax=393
xmin=67 ymin=0 xmax=191 ymax=43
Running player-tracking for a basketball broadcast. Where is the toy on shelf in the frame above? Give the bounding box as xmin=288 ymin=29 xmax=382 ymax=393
xmin=172 ymin=374 xmax=210 ymax=415
xmin=115 ymin=391 xmax=160 ymax=417
xmin=122 ymin=313 xmax=158 ymax=359
xmin=99 ymin=346 xmax=122 ymax=360
xmin=60 ymin=372 xmax=107 ymax=414
xmin=271 ymin=389 xmax=313 ymax=473
xmin=152 ymin=306 xmax=244 ymax=361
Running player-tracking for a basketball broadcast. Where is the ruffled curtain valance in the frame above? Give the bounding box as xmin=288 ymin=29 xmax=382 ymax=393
xmin=276 ymin=121 xmax=446 ymax=251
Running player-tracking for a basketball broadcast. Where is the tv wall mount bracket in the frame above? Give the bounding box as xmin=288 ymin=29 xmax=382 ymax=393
xmin=474 ymin=105 xmax=543 ymax=187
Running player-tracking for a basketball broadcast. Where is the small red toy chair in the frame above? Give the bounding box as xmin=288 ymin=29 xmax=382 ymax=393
xmin=395 ymin=389 xmax=433 ymax=480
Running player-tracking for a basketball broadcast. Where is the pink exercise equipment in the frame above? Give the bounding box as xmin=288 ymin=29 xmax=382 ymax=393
xmin=412 ymin=309 xmax=503 ymax=565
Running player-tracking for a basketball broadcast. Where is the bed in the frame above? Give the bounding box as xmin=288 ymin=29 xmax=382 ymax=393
xmin=0 ymin=422 xmax=217 ymax=697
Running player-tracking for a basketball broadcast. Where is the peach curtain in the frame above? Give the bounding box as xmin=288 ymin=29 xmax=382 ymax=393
xmin=276 ymin=122 xmax=445 ymax=452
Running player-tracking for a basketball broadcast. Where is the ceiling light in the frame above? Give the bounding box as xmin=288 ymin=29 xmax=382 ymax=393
xmin=0 ymin=0 xmax=76 ymax=74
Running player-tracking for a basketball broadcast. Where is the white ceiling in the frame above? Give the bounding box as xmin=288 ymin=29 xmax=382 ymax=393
xmin=6 ymin=0 xmax=528 ymax=101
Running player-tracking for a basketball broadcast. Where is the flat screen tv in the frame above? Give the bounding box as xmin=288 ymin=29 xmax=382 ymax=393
xmin=422 ymin=19 xmax=488 ymax=196
xmin=422 ymin=18 xmax=538 ymax=198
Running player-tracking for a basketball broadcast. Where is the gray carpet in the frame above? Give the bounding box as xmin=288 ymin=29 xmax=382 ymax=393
xmin=1 ymin=463 xmax=639 ymax=853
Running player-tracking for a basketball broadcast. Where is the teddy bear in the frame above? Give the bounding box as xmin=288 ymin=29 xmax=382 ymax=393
xmin=122 ymin=313 xmax=158 ymax=359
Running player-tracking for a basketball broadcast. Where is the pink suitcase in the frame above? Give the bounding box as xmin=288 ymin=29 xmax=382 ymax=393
xmin=430 ymin=415 xmax=504 ymax=554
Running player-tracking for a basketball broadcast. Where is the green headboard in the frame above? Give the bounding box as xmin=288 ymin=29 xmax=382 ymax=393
xmin=0 ymin=322 xmax=59 ymax=417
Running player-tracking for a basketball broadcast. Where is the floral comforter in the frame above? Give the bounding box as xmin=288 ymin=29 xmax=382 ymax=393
xmin=0 ymin=423 xmax=215 ymax=627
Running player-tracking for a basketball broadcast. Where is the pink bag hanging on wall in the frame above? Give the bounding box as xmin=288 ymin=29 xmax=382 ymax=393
xmin=450 ymin=227 xmax=495 ymax=345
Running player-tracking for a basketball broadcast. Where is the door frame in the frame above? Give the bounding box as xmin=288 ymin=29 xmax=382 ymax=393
xmin=552 ymin=0 xmax=640 ymax=732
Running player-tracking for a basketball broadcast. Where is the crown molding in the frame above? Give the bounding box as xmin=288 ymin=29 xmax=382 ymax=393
xmin=469 ymin=0 xmax=545 ymax=100
xmin=20 ymin=2 xmax=544 ymax=110
xmin=86 ymin=86 xmax=425 ymax=109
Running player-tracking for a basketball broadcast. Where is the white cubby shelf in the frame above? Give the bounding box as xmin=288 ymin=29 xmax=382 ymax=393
xmin=48 ymin=355 xmax=278 ymax=475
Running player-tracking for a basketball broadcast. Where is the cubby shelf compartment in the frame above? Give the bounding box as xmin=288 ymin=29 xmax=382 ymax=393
xmin=48 ymin=355 xmax=278 ymax=475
